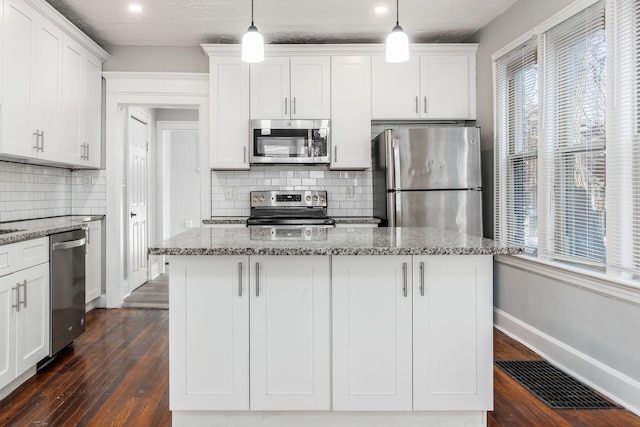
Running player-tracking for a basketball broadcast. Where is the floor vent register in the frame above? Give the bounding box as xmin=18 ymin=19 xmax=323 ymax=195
xmin=495 ymin=360 xmax=621 ymax=410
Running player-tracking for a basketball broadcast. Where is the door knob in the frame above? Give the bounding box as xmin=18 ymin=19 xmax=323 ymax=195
xmin=130 ymin=212 xmax=137 ymax=218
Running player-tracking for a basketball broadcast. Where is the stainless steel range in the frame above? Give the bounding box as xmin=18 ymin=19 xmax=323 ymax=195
xmin=247 ymin=190 xmax=334 ymax=240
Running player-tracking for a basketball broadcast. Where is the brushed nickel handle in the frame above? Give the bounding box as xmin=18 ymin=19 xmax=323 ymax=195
xmin=255 ymin=262 xmax=260 ymax=297
xmin=415 ymin=96 xmax=419 ymax=114
xmin=334 ymin=146 xmax=337 ymax=163
xmin=420 ymin=261 xmax=425 ymax=296
xmin=423 ymin=96 xmax=427 ymax=114
xmin=293 ymin=97 xmax=296 ymax=115
xmin=238 ymin=262 xmax=243 ymax=297
xmin=284 ymin=97 xmax=288 ymax=115
xmin=402 ymin=262 xmax=408 ymax=297
xmin=243 ymin=146 xmax=247 ymax=163
xmin=20 ymin=279 xmax=27 ymax=308
xmin=12 ymin=286 xmax=19 ymax=312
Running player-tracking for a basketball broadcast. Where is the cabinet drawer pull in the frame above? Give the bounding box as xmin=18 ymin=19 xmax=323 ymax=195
xmin=12 ymin=286 xmax=20 ymax=312
xmin=20 ymin=279 xmax=27 ymax=308
xmin=284 ymin=97 xmax=288 ymax=115
xmin=420 ymin=261 xmax=425 ymax=296
xmin=255 ymin=262 xmax=260 ymax=297
xmin=238 ymin=262 xmax=243 ymax=297
xmin=402 ymin=262 xmax=408 ymax=297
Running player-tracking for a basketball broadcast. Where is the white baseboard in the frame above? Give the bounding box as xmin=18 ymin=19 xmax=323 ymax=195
xmin=494 ymin=308 xmax=640 ymax=416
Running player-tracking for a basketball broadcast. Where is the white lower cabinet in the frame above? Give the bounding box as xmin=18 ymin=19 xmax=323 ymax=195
xmin=250 ymin=256 xmax=330 ymax=410
xmin=332 ymin=255 xmax=413 ymax=410
xmin=412 ymin=255 xmax=493 ymax=410
xmin=170 ymin=255 xmax=330 ymax=411
xmin=85 ymin=220 xmax=102 ymax=303
xmin=0 ymin=262 xmax=50 ymax=391
xmin=333 ymin=255 xmax=493 ymax=411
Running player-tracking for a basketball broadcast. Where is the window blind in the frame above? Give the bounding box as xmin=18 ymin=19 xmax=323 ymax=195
xmin=494 ymin=38 xmax=538 ymax=252
xmin=606 ymin=0 xmax=640 ymax=278
xmin=541 ymin=0 xmax=607 ymax=267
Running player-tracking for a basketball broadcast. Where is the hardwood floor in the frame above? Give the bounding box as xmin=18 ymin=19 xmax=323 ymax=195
xmin=1 ymin=309 xmax=638 ymax=426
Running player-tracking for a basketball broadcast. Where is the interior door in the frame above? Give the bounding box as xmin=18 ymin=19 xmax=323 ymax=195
xmin=127 ymin=111 xmax=149 ymax=291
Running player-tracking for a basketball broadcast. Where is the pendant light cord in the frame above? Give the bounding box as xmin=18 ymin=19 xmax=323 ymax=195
xmin=396 ymin=0 xmax=399 ymax=26
xmin=251 ymin=0 xmax=255 ymax=26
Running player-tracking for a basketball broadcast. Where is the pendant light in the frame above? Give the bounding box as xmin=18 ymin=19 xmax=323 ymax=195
xmin=385 ymin=0 xmax=409 ymax=63
xmin=242 ymin=0 xmax=264 ymax=63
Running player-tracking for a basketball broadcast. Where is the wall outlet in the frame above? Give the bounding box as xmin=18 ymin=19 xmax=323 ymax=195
xmin=346 ymin=186 xmax=355 ymax=198
xmin=185 ymin=220 xmax=193 ymax=228
xmin=224 ymin=186 xmax=238 ymax=200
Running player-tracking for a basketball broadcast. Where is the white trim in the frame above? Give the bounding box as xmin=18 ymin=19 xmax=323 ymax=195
xmin=103 ymin=72 xmax=209 ymax=308
xmin=201 ymin=43 xmax=478 ymax=57
xmin=495 ymin=255 xmax=640 ymax=306
xmin=491 ymin=30 xmax=536 ymax=61
xmin=533 ymin=0 xmax=602 ymax=35
xmin=494 ymin=309 xmax=640 ymax=416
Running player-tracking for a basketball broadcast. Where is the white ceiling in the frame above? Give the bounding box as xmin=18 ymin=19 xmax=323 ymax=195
xmin=45 ymin=0 xmax=518 ymax=48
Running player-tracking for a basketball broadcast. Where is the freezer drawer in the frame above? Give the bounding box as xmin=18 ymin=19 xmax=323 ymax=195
xmin=388 ymin=190 xmax=482 ymax=236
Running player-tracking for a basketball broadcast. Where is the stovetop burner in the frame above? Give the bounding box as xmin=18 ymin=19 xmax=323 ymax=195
xmin=247 ymin=190 xmax=334 ymax=227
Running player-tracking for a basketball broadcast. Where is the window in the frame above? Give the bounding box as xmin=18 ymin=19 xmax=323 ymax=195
xmin=494 ymin=38 xmax=539 ymax=252
xmin=541 ymin=0 xmax=607 ymax=268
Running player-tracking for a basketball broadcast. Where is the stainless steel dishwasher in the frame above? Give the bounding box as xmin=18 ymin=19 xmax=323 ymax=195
xmin=50 ymin=229 xmax=86 ymax=356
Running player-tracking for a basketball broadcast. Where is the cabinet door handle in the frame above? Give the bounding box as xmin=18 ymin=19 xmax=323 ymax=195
xmin=423 ymin=96 xmax=428 ymax=114
xmin=333 ymin=146 xmax=337 ymax=163
xmin=402 ymin=262 xmax=408 ymax=297
xmin=284 ymin=97 xmax=288 ymax=115
xmin=415 ymin=96 xmax=419 ymax=114
xmin=238 ymin=262 xmax=243 ymax=297
xmin=255 ymin=262 xmax=260 ymax=297
xmin=33 ymin=130 xmax=40 ymax=150
xmin=12 ymin=286 xmax=20 ymax=312
xmin=293 ymin=97 xmax=296 ymax=115
xmin=420 ymin=261 xmax=425 ymax=296
xmin=243 ymin=146 xmax=247 ymax=164
xmin=20 ymin=279 xmax=27 ymax=308
xmin=86 ymin=227 xmax=91 ymax=245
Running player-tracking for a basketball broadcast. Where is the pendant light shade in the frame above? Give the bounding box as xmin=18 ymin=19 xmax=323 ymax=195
xmin=385 ymin=0 xmax=409 ymax=63
xmin=242 ymin=0 xmax=264 ymax=63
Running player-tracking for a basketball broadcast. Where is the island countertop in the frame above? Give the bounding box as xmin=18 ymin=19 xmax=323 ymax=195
xmin=149 ymin=226 xmax=523 ymax=256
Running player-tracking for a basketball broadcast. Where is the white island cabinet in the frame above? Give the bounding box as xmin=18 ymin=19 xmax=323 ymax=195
xmin=153 ymin=227 xmax=522 ymax=427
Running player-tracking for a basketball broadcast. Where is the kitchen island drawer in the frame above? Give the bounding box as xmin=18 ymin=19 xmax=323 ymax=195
xmin=0 ymin=237 xmax=50 ymax=278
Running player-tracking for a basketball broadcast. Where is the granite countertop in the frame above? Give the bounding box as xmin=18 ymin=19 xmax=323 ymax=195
xmin=149 ymin=226 xmax=523 ymax=256
xmin=0 ymin=215 xmax=104 ymax=245
xmin=203 ymin=217 xmax=381 ymax=225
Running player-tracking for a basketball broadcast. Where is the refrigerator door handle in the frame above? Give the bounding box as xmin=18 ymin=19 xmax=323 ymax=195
xmin=392 ymin=139 xmax=401 ymax=191
xmin=387 ymin=192 xmax=397 ymax=227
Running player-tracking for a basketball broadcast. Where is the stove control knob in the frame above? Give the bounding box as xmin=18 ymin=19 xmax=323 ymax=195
xmin=306 ymin=195 xmax=311 ymax=202
xmin=312 ymin=195 xmax=318 ymax=201
xmin=259 ymin=196 xmax=265 ymax=202
xmin=305 ymin=229 xmax=312 ymax=237
xmin=320 ymin=196 xmax=326 ymax=202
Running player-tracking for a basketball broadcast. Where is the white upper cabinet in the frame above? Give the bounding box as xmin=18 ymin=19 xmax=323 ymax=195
xmin=0 ymin=0 xmax=109 ymax=168
xmin=82 ymin=53 xmax=103 ymax=168
xmin=208 ymin=55 xmax=250 ymax=170
xmin=250 ymin=56 xmax=330 ymax=119
xmin=372 ymin=45 xmax=477 ymax=120
xmin=330 ymin=56 xmax=372 ymax=170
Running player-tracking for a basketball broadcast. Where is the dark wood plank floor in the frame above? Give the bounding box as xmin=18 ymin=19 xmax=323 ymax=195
xmin=1 ymin=308 xmax=638 ymax=426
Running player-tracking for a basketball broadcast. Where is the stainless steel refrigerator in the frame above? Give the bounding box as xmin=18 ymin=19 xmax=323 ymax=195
xmin=372 ymin=127 xmax=482 ymax=236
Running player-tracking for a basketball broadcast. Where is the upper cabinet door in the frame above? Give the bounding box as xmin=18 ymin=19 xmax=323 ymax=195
xmin=290 ymin=56 xmax=330 ymax=119
xmin=82 ymin=53 xmax=103 ymax=168
xmin=420 ymin=55 xmax=473 ymax=120
xmin=250 ymin=56 xmax=290 ymax=119
xmin=330 ymin=56 xmax=371 ymax=170
xmin=371 ymin=56 xmax=420 ymax=119
xmin=59 ymin=35 xmax=84 ymax=165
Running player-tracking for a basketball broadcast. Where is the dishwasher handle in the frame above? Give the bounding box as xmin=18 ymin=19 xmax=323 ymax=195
xmin=52 ymin=238 xmax=86 ymax=251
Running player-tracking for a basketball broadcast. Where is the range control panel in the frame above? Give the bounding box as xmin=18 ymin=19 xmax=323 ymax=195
xmin=250 ymin=190 xmax=328 ymax=208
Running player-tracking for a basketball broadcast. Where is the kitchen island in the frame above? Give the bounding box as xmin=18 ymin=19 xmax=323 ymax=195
xmin=149 ymin=227 xmax=522 ymax=427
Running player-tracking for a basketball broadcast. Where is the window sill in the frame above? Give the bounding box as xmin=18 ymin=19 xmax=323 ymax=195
xmin=494 ymin=254 xmax=640 ymax=307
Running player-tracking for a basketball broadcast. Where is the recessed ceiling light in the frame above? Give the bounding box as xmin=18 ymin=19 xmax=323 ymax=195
xmin=375 ymin=5 xmax=388 ymax=14
xmin=128 ymin=4 xmax=143 ymax=13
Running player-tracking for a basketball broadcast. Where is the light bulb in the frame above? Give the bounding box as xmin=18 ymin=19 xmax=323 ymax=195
xmin=242 ymin=25 xmax=264 ymax=63
xmin=386 ymin=25 xmax=409 ymax=63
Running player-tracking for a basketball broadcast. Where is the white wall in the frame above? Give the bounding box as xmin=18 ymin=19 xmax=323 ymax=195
xmin=470 ymin=0 xmax=640 ymax=415
xmin=103 ymin=46 xmax=208 ymax=72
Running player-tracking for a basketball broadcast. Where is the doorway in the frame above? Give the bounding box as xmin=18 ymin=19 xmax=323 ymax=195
xmin=103 ymin=72 xmax=209 ymax=308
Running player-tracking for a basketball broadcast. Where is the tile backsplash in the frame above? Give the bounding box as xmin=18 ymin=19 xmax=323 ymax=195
xmin=0 ymin=161 xmax=106 ymax=222
xmin=211 ymin=169 xmax=373 ymax=217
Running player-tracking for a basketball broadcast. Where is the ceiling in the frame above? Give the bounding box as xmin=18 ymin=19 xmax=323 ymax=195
xmin=45 ymin=0 xmax=518 ymax=49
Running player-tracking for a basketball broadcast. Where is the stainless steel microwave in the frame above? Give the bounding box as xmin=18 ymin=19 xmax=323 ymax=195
xmin=250 ymin=119 xmax=330 ymax=164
